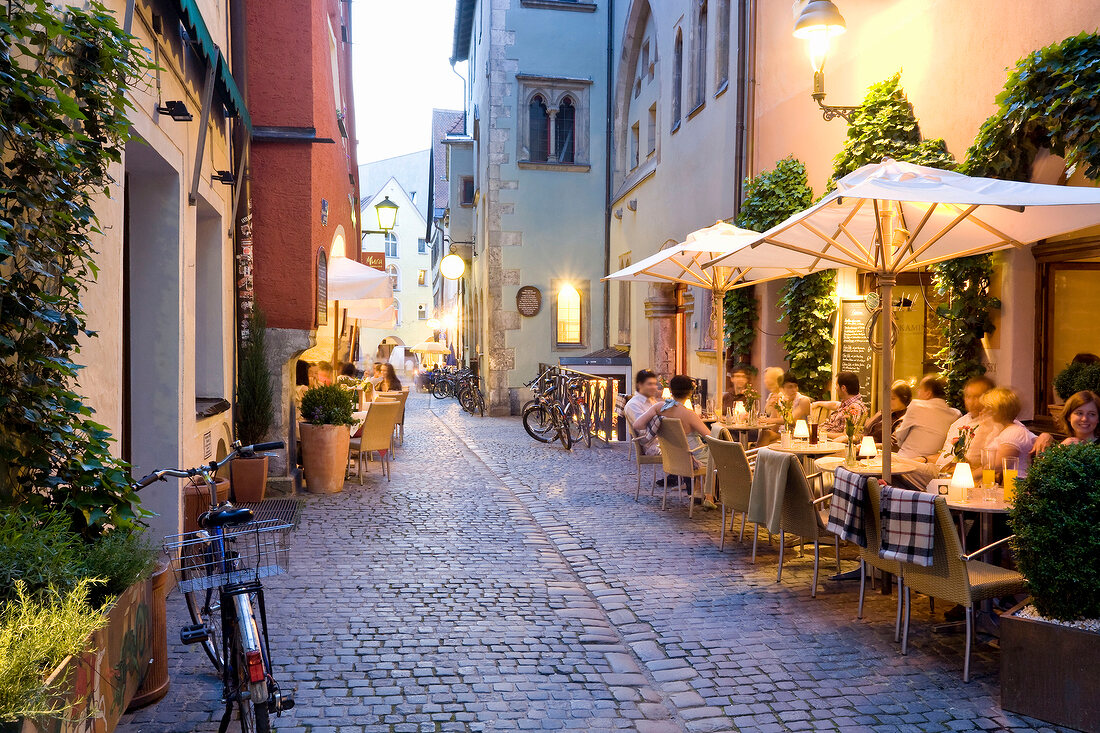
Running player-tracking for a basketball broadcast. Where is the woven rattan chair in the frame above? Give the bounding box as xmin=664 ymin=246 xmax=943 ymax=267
xmin=704 ymin=434 xmax=761 ymax=551
xmin=349 ymin=401 xmax=401 ymax=483
xmin=375 ymin=390 xmax=409 ymax=448
xmin=775 ymin=453 xmax=838 ymax=597
xmin=625 ymin=416 xmax=662 ymax=501
xmin=898 ymin=496 xmax=1024 ymax=681
xmin=655 ymin=418 xmax=707 ymax=516
xmin=857 ymin=479 xmax=904 ymax=641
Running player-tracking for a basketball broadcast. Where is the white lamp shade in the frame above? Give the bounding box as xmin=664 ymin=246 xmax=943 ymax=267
xmin=425 ymin=318 xmax=442 ymax=330
xmin=950 ymin=462 xmax=975 ymax=489
xmin=440 ymin=253 xmax=466 ymax=280
xmin=859 ymin=436 xmax=877 ymax=459
xmin=375 ymin=196 xmax=399 ymax=231
xmin=662 ymin=387 xmax=672 ymax=400
xmin=733 ymin=401 xmax=745 ymax=413
xmin=793 ymin=420 xmax=810 ymax=439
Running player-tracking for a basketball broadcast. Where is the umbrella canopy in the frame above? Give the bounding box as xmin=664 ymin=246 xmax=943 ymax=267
xmin=409 ymin=340 xmax=451 ymax=355
xmin=342 ymin=298 xmax=395 ymax=329
xmin=328 ymin=255 xmax=392 ymax=301
xmin=704 ymin=159 xmax=1100 ymax=481
xmin=605 ymin=222 xmax=778 ymax=410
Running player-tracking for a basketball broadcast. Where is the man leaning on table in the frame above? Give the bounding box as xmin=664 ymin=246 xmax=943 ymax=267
xmin=624 ymin=370 xmax=661 ymax=456
xmin=813 ymin=372 xmax=869 ymax=440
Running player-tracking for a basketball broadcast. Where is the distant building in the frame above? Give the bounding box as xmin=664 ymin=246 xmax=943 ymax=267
xmin=428 ymin=109 xmax=467 ymax=362
xmin=450 ymin=0 xmax=611 ymax=414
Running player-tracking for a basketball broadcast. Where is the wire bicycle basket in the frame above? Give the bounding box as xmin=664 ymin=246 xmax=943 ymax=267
xmin=164 ymin=519 xmax=292 ymax=593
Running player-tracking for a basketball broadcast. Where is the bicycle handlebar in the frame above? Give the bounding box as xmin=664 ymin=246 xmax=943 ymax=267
xmin=134 ymin=440 xmax=286 ymax=489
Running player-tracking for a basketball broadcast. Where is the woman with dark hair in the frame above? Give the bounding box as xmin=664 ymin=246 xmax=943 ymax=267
xmin=864 ymin=380 xmax=913 ymax=448
xmin=379 ymin=363 xmax=402 ymax=392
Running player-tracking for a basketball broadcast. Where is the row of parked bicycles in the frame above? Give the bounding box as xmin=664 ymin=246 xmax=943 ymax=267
xmin=521 ymin=368 xmax=594 ymax=450
xmin=424 ymin=366 xmax=486 ymax=416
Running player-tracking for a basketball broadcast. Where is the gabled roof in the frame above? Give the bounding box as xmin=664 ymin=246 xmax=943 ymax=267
xmin=431 ymin=109 xmax=465 ymax=215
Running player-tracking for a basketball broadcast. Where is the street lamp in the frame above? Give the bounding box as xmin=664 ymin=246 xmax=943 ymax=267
xmin=362 ymin=196 xmax=399 ymax=236
xmin=793 ymin=1 xmax=860 ymax=123
xmin=439 ymin=253 xmax=466 ymax=280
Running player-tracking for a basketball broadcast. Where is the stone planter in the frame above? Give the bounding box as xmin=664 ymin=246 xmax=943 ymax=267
xmin=1001 ymin=601 xmax=1100 ymax=733
xmin=298 ymin=422 xmax=350 ymax=493
xmin=126 ymin=562 xmax=172 ymax=710
xmin=230 ymin=454 xmax=269 ymax=503
xmin=9 ymin=577 xmax=154 ymax=733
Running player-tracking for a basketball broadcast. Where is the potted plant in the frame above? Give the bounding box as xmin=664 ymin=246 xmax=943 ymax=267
xmin=232 ymin=308 xmax=275 ymax=503
xmin=1051 ymin=361 xmax=1100 ymax=419
xmin=298 ymin=384 xmax=355 ymax=493
xmin=1001 ymin=443 xmax=1100 ymax=732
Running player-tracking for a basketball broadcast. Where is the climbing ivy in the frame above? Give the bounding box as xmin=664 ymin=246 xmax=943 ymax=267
xmin=830 ymin=73 xmax=955 ymax=187
xmin=725 ymin=157 xmax=815 ymax=365
xmin=0 ymin=3 xmax=154 ymax=535
xmin=931 ymin=257 xmax=1000 ymax=405
xmin=778 ymin=271 xmax=837 ymax=400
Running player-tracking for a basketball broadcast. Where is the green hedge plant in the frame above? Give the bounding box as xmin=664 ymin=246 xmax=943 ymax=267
xmin=299 ymin=385 xmax=355 ymax=426
xmin=1010 ymin=443 xmax=1100 ymax=621
xmin=1052 ymin=362 xmax=1100 ymax=403
xmin=237 ymin=308 xmax=275 ymax=444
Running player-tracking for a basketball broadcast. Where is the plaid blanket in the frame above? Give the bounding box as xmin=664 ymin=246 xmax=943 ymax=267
xmin=878 ymin=485 xmax=937 ymax=567
xmin=825 ymin=467 xmax=867 ymax=548
xmin=637 ymin=413 xmax=661 ymax=446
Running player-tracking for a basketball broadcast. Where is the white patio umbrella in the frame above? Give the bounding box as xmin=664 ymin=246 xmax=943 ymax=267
xmin=705 ymin=158 xmax=1100 ymax=480
xmin=605 ymin=222 xmax=793 ymax=408
xmin=327 ymin=256 xmax=393 ymax=368
xmin=343 ymin=298 xmax=395 ymax=329
xmin=409 ymin=340 xmax=451 ymax=355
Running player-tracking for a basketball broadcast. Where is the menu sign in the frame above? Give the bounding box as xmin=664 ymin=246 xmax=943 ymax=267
xmin=838 ymin=299 xmax=874 ymax=399
xmin=361 ymin=251 xmax=385 ymax=271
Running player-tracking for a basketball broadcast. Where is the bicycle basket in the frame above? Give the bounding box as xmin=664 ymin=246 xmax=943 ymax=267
xmin=164 ymin=519 xmax=292 ymax=593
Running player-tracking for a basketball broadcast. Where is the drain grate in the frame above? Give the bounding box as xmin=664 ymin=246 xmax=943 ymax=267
xmin=238 ymin=498 xmax=303 ymax=528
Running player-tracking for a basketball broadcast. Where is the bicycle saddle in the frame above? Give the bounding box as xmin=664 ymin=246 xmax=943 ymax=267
xmin=200 ymin=505 xmax=254 ymax=529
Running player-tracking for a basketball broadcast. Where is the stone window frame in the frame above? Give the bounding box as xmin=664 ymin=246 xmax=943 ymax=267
xmin=689 ymin=0 xmax=708 ymax=115
xmin=714 ymin=0 xmax=731 ymax=95
xmin=517 ymin=74 xmax=593 ymax=172
xmin=551 ymin=278 xmax=591 ymax=351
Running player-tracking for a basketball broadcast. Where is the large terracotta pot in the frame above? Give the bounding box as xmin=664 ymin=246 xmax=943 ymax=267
xmin=183 ymin=477 xmax=230 ymax=533
xmin=298 ymin=422 xmax=350 ymax=493
xmin=230 ymin=455 xmax=269 ymax=503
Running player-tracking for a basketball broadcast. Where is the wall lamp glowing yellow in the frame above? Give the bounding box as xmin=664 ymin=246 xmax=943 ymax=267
xmin=792 ymin=1 xmax=860 ymax=123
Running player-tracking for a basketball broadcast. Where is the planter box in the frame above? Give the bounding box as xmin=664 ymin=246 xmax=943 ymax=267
xmin=1001 ymin=601 xmax=1100 ymax=733
xmin=15 ymin=578 xmax=154 ymax=733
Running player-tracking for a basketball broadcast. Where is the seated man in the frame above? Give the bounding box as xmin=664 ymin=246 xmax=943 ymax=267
xmin=757 ymin=372 xmax=812 ymax=446
xmin=815 ymin=372 xmax=869 ymax=440
xmin=722 ymin=365 xmax=752 ymax=412
xmin=623 ymin=369 xmax=661 ymax=456
xmin=920 ymin=375 xmax=995 ymax=467
xmin=894 ymin=375 xmax=961 ymax=460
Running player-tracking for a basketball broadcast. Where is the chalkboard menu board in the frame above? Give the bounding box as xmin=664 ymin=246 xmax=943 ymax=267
xmin=838 ymin=299 xmax=874 ymax=399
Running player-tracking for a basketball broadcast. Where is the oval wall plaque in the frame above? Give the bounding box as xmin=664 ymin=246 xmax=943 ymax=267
xmin=516 ymin=285 xmax=542 ymax=317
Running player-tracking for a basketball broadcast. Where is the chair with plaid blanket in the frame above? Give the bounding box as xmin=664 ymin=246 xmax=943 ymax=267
xmin=879 ymin=485 xmax=937 ymax=567
xmin=897 ymin=495 xmax=1025 ymax=682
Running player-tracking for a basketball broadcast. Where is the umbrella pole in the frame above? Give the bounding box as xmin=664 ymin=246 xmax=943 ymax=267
xmin=332 ymin=299 xmax=340 ymax=373
xmin=715 ymin=286 xmax=726 ymax=415
xmin=879 ymin=275 xmax=895 ymax=483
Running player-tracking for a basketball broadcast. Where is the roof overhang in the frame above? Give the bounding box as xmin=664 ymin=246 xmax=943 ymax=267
xmin=451 ymin=0 xmax=476 ymax=63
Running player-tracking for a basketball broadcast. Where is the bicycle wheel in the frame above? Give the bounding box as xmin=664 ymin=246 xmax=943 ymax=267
xmin=458 ymin=385 xmax=477 ymax=413
xmin=563 ymin=402 xmax=588 ymax=447
xmin=552 ymin=405 xmax=573 ymax=450
xmin=522 ymin=404 xmax=556 ymax=443
xmin=475 ymin=389 xmax=485 ymax=417
xmin=178 ymin=539 xmax=225 ymax=673
xmin=230 ymin=609 xmax=270 ymax=733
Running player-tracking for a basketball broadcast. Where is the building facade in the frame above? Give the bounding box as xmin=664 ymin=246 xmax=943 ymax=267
xmin=451 ymin=0 xmax=612 ymax=414
xmin=429 ymin=109 xmax=467 ymax=356
xmin=79 ymin=0 xmax=248 ymax=540
xmin=247 ymin=0 xmax=361 ymax=478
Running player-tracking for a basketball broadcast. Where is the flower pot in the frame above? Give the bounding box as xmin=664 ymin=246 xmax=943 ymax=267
xmin=1001 ymin=600 xmax=1100 ymax=733
xmin=230 ymin=455 xmax=269 ymax=504
xmin=298 ymin=422 xmax=350 ymax=493
xmin=183 ymin=477 xmax=230 ymax=533
xmin=126 ymin=562 xmax=171 ymax=711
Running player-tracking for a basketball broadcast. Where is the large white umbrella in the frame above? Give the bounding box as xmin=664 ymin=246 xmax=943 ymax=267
xmin=605 ymin=222 xmax=788 ymax=408
xmin=409 ymin=340 xmax=451 ymax=355
xmin=327 ymin=256 xmax=393 ymax=368
xmin=705 ymin=158 xmax=1100 ymax=480
xmin=343 ymin=298 xmax=395 ymax=329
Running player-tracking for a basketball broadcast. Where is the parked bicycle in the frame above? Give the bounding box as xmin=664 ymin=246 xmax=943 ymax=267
xmin=521 ymin=370 xmax=572 ymax=450
xmin=427 ymin=366 xmax=485 ymax=416
xmin=137 ymin=440 xmax=293 ymax=733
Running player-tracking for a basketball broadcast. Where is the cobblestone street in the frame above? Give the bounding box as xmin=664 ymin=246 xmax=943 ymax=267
xmin=117 ymin=395 xmax=1065 ymax=733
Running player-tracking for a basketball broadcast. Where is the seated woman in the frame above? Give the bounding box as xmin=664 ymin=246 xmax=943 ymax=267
xmin=980 ymin=387 xmax=1037 ymax=480
xmin=863 ymin=380 xmax=912 ymax=450
xmin=757 ymin=372 xmax=812 ymax=447
xmin=1032 ymin=390 xmax=1100 ymax=454
xmin=378 ymin=363 xmax=403 ymax=393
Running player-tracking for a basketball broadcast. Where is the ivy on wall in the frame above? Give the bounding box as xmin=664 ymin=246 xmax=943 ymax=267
xmin=778 ymin=271 xmax=838 ymax=400
xmin=0 ymin=3 xmax=153 ymax=535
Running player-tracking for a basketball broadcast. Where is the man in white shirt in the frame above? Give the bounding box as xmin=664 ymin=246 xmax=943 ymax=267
xmin=895 ymin=375 xmax=961 ymax=460
xmin=624 ymin=369 xmax=661 ymax=456
xmin=931 ymin=375 xmax=996 ymax=467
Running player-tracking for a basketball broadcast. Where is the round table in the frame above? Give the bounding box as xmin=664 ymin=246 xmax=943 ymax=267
xmin=947 ymin=488 xmax=1011 ymax=555
xmin=815 ymin=454 xmax=923 ymax=477
xmin=770 ymin=441 xmax=846 ymax=475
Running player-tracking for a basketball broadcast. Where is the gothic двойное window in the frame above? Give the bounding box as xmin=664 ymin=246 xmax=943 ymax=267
xmin=555 ymin=97 xmax=575 ymax=163
xmin=715 ymin=0 xmax=730 ymax=90
xmin=517 ymin=75 xmax=592 ymax=168
xmin=529 ymin=95 xmax=551 ymax=162
xmin=693 ymin=0 xmax=707 ymax=109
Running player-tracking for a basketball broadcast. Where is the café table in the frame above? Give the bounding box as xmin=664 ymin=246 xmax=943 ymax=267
xmin=771 ymin=440 xmax=847 ymax=476
xmin=814 ymin=454 xmax=924 ymax=479
xmin=944 ymin=486 xmax=1012 ymax=635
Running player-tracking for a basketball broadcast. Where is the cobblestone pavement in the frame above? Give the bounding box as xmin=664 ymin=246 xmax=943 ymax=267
xmin=118 ymin=394 xmax=1067 ymax=732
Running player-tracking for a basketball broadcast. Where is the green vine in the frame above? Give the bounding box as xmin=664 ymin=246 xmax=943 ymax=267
xmin=778 ymin=271 xmax=837 ymax=400
xmin=0 ymin=3 xmax=155 ymax=536
xmin=728 ymin=157 xmax=815 ymax=366
xmin=931 ymin=257 xmax=1000 ymax=405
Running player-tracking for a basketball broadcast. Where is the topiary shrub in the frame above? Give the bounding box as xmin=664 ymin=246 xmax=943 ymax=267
xmin=1010 ymin=443 xmax=1100 ymax=621
xmin=1052 ymin=361 xmax=1100 ymax=402
xmin=299 ymin=385 xmax=355 ymax=426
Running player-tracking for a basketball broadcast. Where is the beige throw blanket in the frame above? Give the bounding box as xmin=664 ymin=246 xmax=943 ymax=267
xmin=748 ymin=448 xmax=791 ymax=534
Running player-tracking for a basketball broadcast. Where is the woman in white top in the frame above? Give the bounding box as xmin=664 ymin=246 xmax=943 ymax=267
xmin=980 ymin=387 xmax=1036 ymax=480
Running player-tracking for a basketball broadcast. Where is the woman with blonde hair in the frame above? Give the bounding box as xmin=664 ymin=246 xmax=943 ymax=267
xmin=981 ymin=387 xmax=1037 ymax=479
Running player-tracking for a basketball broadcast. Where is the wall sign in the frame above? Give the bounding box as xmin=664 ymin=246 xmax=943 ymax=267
xmin=361 ymin=251 xmax=385 ymax=271
xmin=317 ymin=248 xmax=328 ymax=326
xmin=320 ymin=198 xmax=329 ymax=226
xmin=837 ymin=298 xmax=874 ymax=401
xmin=516 ymin=285 xmax=542 ymax=317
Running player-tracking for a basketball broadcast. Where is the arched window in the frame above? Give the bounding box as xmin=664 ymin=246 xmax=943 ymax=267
xmin=529 ymin=95 xmax=550 ymax=162
xmin=715 ymin=0 xmax=730 ymax=89
xmin=556 ymin=284 xmax=582 ymax=346
xmin=694 ymin=0 xmax=707 ymax=109
xmin=393 ymin=300 xmax=401 ymax=325
xmin=672 ymin=29 xmax=683 ymax=127
xmin=555 ymin=97 xmax=576 ymax=163
xmin=384 ymin=231 xmax=398 ymax=258
xmin=387 ymin=264 xmax=400 ymax=292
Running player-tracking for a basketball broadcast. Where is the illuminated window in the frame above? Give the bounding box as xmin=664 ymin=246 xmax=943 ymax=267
xmin=417 ymin=269 xmax=428 ymax=286
xmin=557 ymin=285 xmax=582 ymax=345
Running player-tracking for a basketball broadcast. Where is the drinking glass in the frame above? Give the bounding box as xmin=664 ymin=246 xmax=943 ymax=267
xmin=1003 ymin=456 xmax=1019 ymax=502
xmin=809 ymin=422 xmax=819 ymax=445
xmin=981 ymin=448 xmax=998 ymax=491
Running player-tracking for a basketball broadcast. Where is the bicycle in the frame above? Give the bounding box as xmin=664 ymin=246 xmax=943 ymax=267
xmin=456 ymin=371 xmax=486 ymax=417
xmin=563 ymin=378 xmax=593 ymax=449
xmin=137 ymin=440 xmax=294 ymax=733
xmin=521 ymin=371 xmax=572 ymax=450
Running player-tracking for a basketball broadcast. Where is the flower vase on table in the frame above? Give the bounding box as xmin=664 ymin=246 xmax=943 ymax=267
xmin=842 ymin=413 xmax=864 ymax=467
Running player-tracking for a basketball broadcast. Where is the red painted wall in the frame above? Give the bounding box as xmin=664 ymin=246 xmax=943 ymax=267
xmin=247 ymin=0 xmax=361 ymax=332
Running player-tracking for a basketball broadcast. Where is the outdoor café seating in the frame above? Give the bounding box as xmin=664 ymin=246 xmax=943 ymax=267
xmin=375 ymin=389 xmax=409 ymax=448
xmin=349 ymin=400 xmax=401 ymax=483
xmin=703 ymin=433 xmax=760 ymax=551
xmin=655 ymin=417 xmax=707 ymax=516
xmin=625 ymin=416 xmax=662 ymax=501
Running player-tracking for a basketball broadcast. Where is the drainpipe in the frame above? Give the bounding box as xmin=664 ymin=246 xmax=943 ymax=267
xmin=230 ymin=0 xmax=248 ymax=432
xmin=603 ymin=0 xmax=614 ymax=350
xmin=732 ymin=0 xmax=750 ymax=217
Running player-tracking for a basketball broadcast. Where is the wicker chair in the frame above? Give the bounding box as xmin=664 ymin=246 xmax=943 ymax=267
xmin=375 ymin=390 xmax=409 ymax=448
xmin=625 ymin=416 xmax=663 ymax=501
xmin=857 ymin=479 xmax=904 ymax=641
xmin=349 ymin=401 xmax=401 ymax=483
xmin=704 ymin=434 xmax=760 ymax=551
xmin=898 ymin=495 xmax=1025 ymax=681
xmin=655 ymin=418 xmax=708 ymax=516
xmin=774 ymin=452 xmax=838 ymax=597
